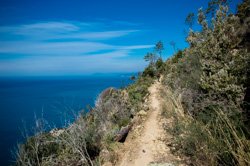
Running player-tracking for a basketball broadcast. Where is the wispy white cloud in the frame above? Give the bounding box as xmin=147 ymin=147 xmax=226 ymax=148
xmin=19 ymin=22 xmax=80 ymax=32
xmin=0 ymin=21 xmax=139 ymax=41
xmin=0 ymin=41 xmax=114 ymax=55
xmin=68 ymin=30 xmax=139 ymax=40
xmin=0 ymin=41 xmax=153 ymax=55
xmin=121 ymin=45 xmax=154 ymax=50
xmin=0 ymin=21 xmax=152 ymax=75
xmin=0 ymin=50 xmax=147 ymax=76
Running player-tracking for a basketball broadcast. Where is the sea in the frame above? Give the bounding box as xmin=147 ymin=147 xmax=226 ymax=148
xmin=0 ymin=74 xmax=132 ymax=166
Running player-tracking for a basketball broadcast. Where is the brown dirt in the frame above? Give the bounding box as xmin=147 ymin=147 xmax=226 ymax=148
xmin=113 ymin=81 xmax=184 ymax=166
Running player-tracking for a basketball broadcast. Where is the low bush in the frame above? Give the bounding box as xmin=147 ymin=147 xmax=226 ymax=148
xmin=14 ymin=79 xmax=150 ymax=165
xmin=161 ymin=89 xmax=250 ymax=166
xmin=160 ymin=2 xmax=250 ymax=165
xmin=127 ymin=75 xmax=154 ymax=110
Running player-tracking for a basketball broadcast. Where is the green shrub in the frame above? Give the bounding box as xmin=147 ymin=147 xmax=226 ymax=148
xmin=142 ymin=65 xmax=156 ymax=77
xmin=161 ymin=2 xmax=250 ymax=165
xmin=171 ymin=50 xmax=183 ymax=64
xmin=162 ymin=95 xmax=250 ymax=165
xmin=127 ymin=76 xmax=154 ymax=109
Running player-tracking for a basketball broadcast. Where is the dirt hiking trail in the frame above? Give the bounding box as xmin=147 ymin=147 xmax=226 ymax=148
xmin=115 ymin=81 xmax=184 ymax=166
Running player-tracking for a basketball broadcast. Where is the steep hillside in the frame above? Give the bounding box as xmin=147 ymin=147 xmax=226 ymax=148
xmin=14 ymin=1 xmax=250 ymax=166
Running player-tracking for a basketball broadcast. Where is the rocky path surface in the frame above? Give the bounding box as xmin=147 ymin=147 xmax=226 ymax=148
xmin=116 ymin=81 xmax=182 ymax=166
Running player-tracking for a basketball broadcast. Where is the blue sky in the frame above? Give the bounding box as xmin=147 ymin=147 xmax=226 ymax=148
xmin=0 ymin=0 xmax=240 ymax=76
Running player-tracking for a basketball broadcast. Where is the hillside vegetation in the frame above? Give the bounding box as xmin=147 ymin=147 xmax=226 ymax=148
xmin=15 ymin=1 xmax=250 ymax=166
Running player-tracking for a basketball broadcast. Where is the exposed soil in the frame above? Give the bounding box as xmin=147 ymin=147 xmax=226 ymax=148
xmin=114 ymin=81 xmax=184 ymax=166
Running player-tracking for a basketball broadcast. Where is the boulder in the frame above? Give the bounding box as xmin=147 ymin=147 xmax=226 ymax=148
xmin=138 ymin=110 xmax=147 ymax=117
xmin=114 ymin=125 xmax=132 ymax=142
xmin=50 ymin=128 xmax=64 ymax=137
xmin=99 ymin=87 xmax=115 ymax=100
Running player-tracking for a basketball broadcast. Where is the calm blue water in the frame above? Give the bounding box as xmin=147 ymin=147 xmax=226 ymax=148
xmin=0 ymin=75 xmax=132 ymax=166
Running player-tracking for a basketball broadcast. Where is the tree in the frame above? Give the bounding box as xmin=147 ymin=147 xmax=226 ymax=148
xmin=154 ymin=41 xmax=164 ymax=58
xmin=130 ymin=75 xmax=136 ymax=81
xmin=189 ymin=5 xmax=248 ymax=104
xmin=170 ymin=41 xmax=177 ymax=53
xmin=144 ymin=52 xmax=157 ymax=65
xmin=185 ymin=12 xmax=195 ymax=28
xmin=236 ymin=0 xmax=250 ymax=21
xmin=205 ymin=0 xmax=229 ymax=17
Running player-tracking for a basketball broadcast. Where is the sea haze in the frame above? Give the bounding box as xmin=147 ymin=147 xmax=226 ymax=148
xmin=0 ymin=74 xmax=132 ymax=166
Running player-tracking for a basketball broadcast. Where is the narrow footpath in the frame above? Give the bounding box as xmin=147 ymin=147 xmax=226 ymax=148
xmin=116 ymin=81 xmax=183 ymax=166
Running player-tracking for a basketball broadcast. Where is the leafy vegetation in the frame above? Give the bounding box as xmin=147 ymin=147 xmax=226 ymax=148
xmin=14 ymin=1 xmax=250 ymax=165
xmin=160 ymin=1 xmax=250 ymax=165
xmin=14 ymin=54 xmax=156 ymax=165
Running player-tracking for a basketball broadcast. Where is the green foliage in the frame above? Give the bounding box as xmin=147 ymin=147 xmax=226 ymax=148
xmin=116 ymin=116 xmax=130 ymax=128
xmin=144 ymin=52 xmax=158 ymax=65
xmin=130 ymin=75 xmax=136 ymax=81
xmin=143 ymin=40 xmax=166 ymax=78
xmin=195 ymin=6 xmax=248 ymax=104
xmin=163 ymin=49 xmax=201 ymax=92
xmin=15 ymin=87 xmax=138 ymax=165
xmin=155 ymin=58 xmax=165 ymax=74
xmin=166 ymin=108 xmax=250 ymax=165
xmin=161 ymin=1 xmax=250 ymax=165
xmin=171 ymin=50 xmax=183 ymax=64
xmin=15 ymin=1 xmax=250 ymax=166
xmin=205 ymin=0 xmax=229 ymax=17
xmin=142 ymin=65 xmax=156 ymax=77
xmin=185 ymin=12 xmax=195 ymax=28
xmin=169 ymin=41 xmax=176 ymax=53
xmin=127 ymin=76 xmax=154 ymax=108
xmin=154 ymin=41 xmax=164 ymax=58
xmin=237 ymin=0 xmax=250 ymax=20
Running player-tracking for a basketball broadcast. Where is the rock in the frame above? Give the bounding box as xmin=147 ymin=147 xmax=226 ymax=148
xmin=121 ymin=90 xmax=129 ymax=99
xmin=130 ymin=108 xmax=136 ymax=115
xmin=148 ymin=163 xmax=175 ymax=166
xmin=143 ymin=104 xmax=149 ymax=110
xmin=50 ymin=128 xmax=64 ymax=137
xmin=99 ymin=87 xmax=115 ymax=101
xmin=114 ymin=125 xmax=132 ymax=142
xmin=99 ymin=149 xmax=112 ymax=164
xmin=138 ymin=110 xmax=147 ymax=117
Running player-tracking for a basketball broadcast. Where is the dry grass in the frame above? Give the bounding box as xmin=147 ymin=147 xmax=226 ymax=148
xmin=161 ymin=87 xmax=250 ymax=166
